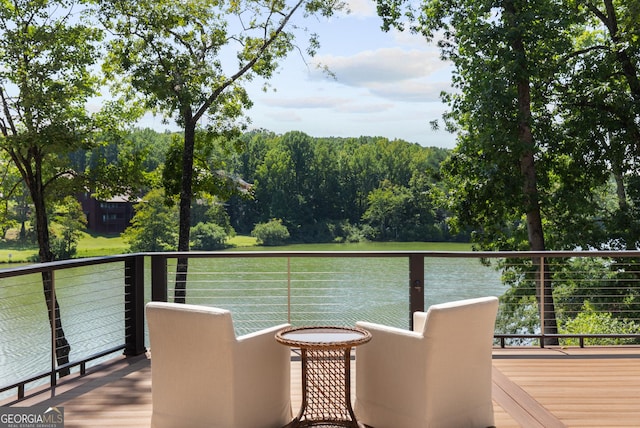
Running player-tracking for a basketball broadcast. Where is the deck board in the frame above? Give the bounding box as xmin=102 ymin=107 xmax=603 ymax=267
xmin=5 ymin=348 xmax=640 ymax=427
xmin=492 ymin=348 xmax=640 ymax=427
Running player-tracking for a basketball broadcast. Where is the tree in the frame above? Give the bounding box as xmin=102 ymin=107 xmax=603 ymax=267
xmin=0 ymin=0 xmax=105 ymax=375
xmin=99 ymin=0 xmax=346 ymax=302
xmin=191 ymin=222 xmax=228 ymax=250
xmin=50 ymin=196 xmax=87 ymax=260
xmin=253 ymin=132 xmax=306 ymax=229
xmin=251 ymin=218 xmax=290 ymax=246
xmin=222 ymin=130 xmax=455 ymax=242
xmin=0 ymin=151 xmax=22 ymax=237
xmin=123 ymin=188 xmax=179 ymax=252
xmin=552 ymin=0 xmax=640 ymax=249
xmin=375 ymin=0 xmax=578 ymax=343
xmin=190 ymin=195 xmax=235 ymax=250
xmin=362 ymin=180 xmax=410 ymax=240
xmin=559 ymin=301 xmax=640 ymax=346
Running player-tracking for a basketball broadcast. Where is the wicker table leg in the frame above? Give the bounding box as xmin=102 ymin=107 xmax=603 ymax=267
xmin=286 ymin=347 xmax=364 ymax=428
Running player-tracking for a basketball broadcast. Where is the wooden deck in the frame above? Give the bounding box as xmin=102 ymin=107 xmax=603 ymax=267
xmin=5 ymin=347 xmax=640 ymax=427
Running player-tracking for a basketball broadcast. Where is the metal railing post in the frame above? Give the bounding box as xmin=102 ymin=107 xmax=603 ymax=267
xmin=151 ymin=254 xmax=168 ymax=302
xmin=409 ymin=253 xmax=425 ymax=330
xmin=48 ymin=269 xmax=57 ymax=388
xmin=287 ymin=257 xmax=292 ymax=324
xmin=124 ymin=255 xmax=146 ymax=356
xmin=539 ymin=256 xmax=545 ymax=348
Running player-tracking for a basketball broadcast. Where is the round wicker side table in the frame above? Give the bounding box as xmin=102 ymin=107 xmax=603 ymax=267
xmin=276 ymin=326 xmax=372 ymax=428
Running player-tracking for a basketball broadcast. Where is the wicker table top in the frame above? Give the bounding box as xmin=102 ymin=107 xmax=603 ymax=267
xmin=275 ymin=326 xmax=371 ymax=350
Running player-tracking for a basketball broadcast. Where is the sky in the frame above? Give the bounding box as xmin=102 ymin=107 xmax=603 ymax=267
xmin=140 ymin=0 xmax=458 ymax=149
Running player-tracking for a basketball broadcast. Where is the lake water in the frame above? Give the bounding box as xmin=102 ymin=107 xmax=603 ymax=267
xmin=0 ymin=247 xmax=505 ymax=399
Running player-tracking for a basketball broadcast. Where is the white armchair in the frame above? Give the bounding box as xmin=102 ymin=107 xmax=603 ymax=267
xmin=354 ymin=296 xmax=499 ymax=428
xmin=146 ymin=302 xmax=292 ymax=428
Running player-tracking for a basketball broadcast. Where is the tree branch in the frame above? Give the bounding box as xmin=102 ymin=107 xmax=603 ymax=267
xmin=560 ymin=44 xmax=609 ymax=62
xmin=193 ymin=0 xmax=306 ymax=123
xmin=0 ymin=87 xmax=17 ymax=136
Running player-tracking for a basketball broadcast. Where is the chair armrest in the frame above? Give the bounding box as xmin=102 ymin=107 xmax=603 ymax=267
xmin=357 ymin=321 xmax=423 ymax=340
xmin=235 ymin=323 xmax=291 ymax=376
xmin=413 ymin=311 xmax=427 ymax=333
xmin=356 ymin=321 xmax=425 ymax=367
xmin=234 ymin=324 xmax=292 ymax=426
xmin=355 ymin=321 xmax=426 ymax=385
xmin=237 ymin=323 xmax=290 ymax=342
xmin=355 ymin=321 xmax=427 ymax=422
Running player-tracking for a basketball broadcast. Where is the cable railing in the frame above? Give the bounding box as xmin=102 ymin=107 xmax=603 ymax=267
xmin=162 ymin=255 xmax=413 ymax=333
xmin=0 ymin=255 xmax=144 ymax=404
xmin=2 ymin=250 xmax=640 ymax=403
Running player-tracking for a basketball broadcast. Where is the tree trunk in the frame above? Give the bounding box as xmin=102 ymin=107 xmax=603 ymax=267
xmin=42 ymin=271 xmax=71 ymax=377
xmin=518 ymin=116 xmax=559 ymax=346
xmin=505 ymin=0 xmax=559 ymax=345
xmin=174 ymin=115 xmax=196 ymax=303
xmin=612 ymin=163 xmax=627 ymax=211
xmin=31 ymin=167 xmax=71 ymax=376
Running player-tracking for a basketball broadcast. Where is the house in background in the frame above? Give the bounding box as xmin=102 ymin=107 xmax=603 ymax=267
xmin=79 ymin=193 xmax=138 ymax=234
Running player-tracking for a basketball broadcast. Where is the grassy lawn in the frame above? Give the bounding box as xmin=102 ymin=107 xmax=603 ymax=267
xmin=0 ymin=232 xmax=470 ymax=264
xmin=0 ymin=232 xmax=130 ymax=263
xmin=0 ymin=247 xmax=38 ymax=263
xmin=227 ymin=235 xmax=258 ymax=247
xmin=0 ymin=233 xmax=260 ymax=263
xmin=74 ymin=233 xmax=129 ymax=258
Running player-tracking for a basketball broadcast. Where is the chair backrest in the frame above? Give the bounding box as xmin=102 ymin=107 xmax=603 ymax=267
xmin=420 ymin=296 xmax=499 ymax=426
xmin=146 ymin=302 xmax=238 ymax=428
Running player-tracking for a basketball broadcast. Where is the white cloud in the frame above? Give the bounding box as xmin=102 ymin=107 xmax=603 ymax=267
xmin=261 ymin=93 xmax=395 ymax=113
xmin=303 ymin=47 xmax=452 ymax=103
xmin=312 ymin=48 xmax=447 ymax=86
xmin=368 ymin=80 xmax=448 ymax=103
xmin=263 ymin=96 xmax=349 ymax=109
xmin=336 ymin=101 xmax=395 ymax=113
xmin=262 ymin=109 xmax=303 ymax=123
